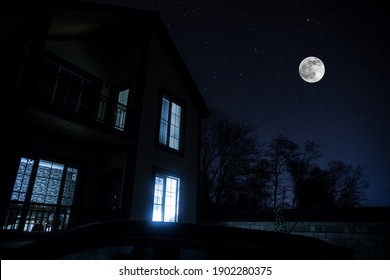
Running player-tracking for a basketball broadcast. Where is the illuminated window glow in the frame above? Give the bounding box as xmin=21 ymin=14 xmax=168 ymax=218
xmin=152 ymin=174 xmax=180 ymax=222
xmin=114 ymin=89 xmax=129 ymax=131
xmin=159 ymin=97 xmax=182 ymax=151
xmin=4 ymin=157 xmax=78 ymax=232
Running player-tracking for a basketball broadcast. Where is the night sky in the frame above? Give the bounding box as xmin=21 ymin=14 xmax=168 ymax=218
xmin=89 ymin=0 xmax=389 ymax=206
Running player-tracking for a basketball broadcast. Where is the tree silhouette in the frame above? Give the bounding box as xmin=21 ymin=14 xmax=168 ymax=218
xmin=266 ymin=135 xmax=299 ymax=208
xmin=239 ymin=159 xmax=273 ymax=210
xmin=200 ymin=109 xmax=259 ymax=207
xmin=298 ymin=167 xmax=335 ymax=209
xmin=288 ymin=140 xmax=322 ymax=208
xmin=294 ymin=161 xmax=369 ymax=208
xmin=199 ymin=110 xmax=370 ymax=212
xmin=326 ymin=160 xmax=369 ymax=207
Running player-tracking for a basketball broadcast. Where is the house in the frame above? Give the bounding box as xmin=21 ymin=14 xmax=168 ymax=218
xmin=0 ymin=1 xmax=209 ymax=235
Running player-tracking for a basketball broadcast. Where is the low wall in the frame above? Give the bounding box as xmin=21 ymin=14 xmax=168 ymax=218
xmin=219 ymin=221 xmax=390 ymax=259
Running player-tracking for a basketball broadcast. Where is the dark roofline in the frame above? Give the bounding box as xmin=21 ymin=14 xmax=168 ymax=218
xmin=13 ymin=0 xmax=160 ymax=20
xmin=151 ymin=16 xmax=210 ymax=118
xmin=16 ymin=0 xmax=210 ymax=118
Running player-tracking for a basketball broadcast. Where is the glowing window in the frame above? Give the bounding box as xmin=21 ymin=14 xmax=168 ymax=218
xmin=114 ymin=89 xmax=129 ymax=131
xmin=152 ymin=174 xmax=180 ymax=222
xmin=158 ymin=97 xmax=182 ymax=151
xmin=4 ymin=157 xmax=78 ymax=232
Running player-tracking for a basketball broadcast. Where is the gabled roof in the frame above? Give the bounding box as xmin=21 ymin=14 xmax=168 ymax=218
xmin=3 ymin=0 xmax=210 ymax=118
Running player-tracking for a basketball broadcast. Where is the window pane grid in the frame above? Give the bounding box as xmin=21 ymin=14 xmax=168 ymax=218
xmin=118 ymin=89 xmax=129 ymax=106
xmin=159 ymin=120 xmax=168 ymax=145
xmin=159 ymin=98 xmax=170 ymax=145
xmin=4 ymin=157 xmax=78 ymax=233
xmin=61 ymin=168 xmax=78 ymax=206
xmin=11 ymin=158 xmax=34 ymax=202
xmin=165 ymin=177 xmax=178 ymax=222
xmin=152 ymin=205 xmax=162 ymax=222
xmin=38 ymin=59 xmax=96 ymax=114
xmin=113 ymin=88 xmax=130 ymax=131
xmin=31 ymin=160 xmax=64 ymax=205
xmin=159 ymin=97 xmax=182 ymax=151
xmin=114 ymin=108 xmax=126 ymax=131
xmin=152 ymin=177 xmax=164 ymax=222
xmin=152 ymin=175 xmax=180 ymax=223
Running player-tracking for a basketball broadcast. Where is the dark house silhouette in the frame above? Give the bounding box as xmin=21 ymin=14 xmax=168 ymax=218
xmin=0 ymin=1 xmax=209 ymax=235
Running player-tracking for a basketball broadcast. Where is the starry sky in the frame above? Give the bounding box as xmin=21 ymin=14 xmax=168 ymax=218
xmin=90 ymin=0 xmax=389 ymax=206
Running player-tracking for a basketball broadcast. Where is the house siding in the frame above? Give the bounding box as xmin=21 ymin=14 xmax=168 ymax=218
xmin=1 ymin=3 xmax=208 ymax=234
xmin=131 ymin=31 xmax=200 ymax=223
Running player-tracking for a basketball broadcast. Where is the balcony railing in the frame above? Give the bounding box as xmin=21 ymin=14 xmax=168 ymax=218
xmin=96 ymin=95 xmax=128 ymax=131
xmin=3 ymin=202 xmax=71 ymax=233
xmin=37 ymin=57 xmax=99 ymax=117
xmin=36 ymin=53 xmax=131 ymax=133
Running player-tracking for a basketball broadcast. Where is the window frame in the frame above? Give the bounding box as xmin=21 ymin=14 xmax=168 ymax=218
xmin=3 ymin=155 xmax=80 ymax=233
xmin=96 ymin=80 xmax=135 ymax=132
xmin=156 ymin=90 xmax=185 ymax=155
xmin=151 ymin=169 xmax=181 ymax=223
xmin=38 ymin=50 xmax=102 ymax=115
xmin=110 ymin=79 xmax=135 ymax=132
xmin=112 ymin=85 xmax=130 ymax=131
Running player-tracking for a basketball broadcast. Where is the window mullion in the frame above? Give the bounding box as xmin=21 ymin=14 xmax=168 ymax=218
xmin=52 ymin=166 xmax=67 ymax=232
xmin=167 ymin=100 xmax=172 ymax=147
xmin=56 ymin=166 xmax=67 ymax=207
xmin=44 ymin=162 xmax=54 ymax=200
xmin=161 ymin=177 xmax=167 ymax=222
xmin=18 ymin=159 xmax=39 ymax=233
xmin=175 ymin=179 xmax=180 ymax=222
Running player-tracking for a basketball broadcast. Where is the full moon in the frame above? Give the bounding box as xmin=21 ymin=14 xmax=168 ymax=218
xmin=299 ymin=56 xmax=325 ymax=83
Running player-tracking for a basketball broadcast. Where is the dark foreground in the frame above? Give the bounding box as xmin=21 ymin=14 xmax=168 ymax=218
xmin=0 ymin=220 xmax=354 ymax=260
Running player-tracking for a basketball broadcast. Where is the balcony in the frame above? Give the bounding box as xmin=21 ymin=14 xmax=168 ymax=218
xmin=2 ymin=157 xmax=77 ymax=234
xmin=23 ymin=52 xmax=135 ymax=148
xmin=37 ymin=57 xmax=99 ymax=118
xmin=3 ymin=202 xmax=71 ymax=233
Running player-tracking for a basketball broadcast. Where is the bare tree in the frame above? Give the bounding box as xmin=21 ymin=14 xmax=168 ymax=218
xmin=240 ymin=158 xmax=273 ymax=209
xmin=200 ymin=109 xmax=259 ymax=207
xmin=327 ymin=160 xmax=369 ymax=207
xmin=266 ymin=135 xmax=299 ymax=208
xmin=288 ymin=140 xmax=322 ymax=208
xmin=200 ymin=112 xmax=369 ymax=212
